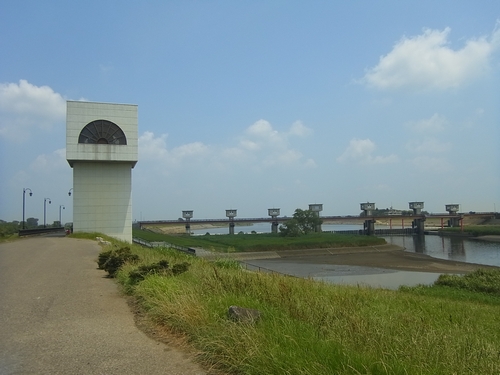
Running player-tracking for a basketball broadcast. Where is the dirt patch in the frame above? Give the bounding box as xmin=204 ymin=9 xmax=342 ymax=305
xmin=148 ymin=224 xmax=227 ymax=235
xmin=283 ymin=248 xmax=498 ymax=274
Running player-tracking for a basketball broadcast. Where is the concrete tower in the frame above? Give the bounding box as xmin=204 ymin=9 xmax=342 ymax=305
xmin=308 ymin=204 xmax=323 ymax=232
xmin=66 ymin=101 xmax=138 ymax=242
xmin=226 ymin=209 xmax=237 ymax=234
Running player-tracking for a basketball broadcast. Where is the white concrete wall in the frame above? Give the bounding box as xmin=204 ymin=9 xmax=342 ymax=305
xmin=67 ymin=101 xmax=137 ymax=243
xmin=66 ymin=101 xmax=138 ymax=166
xmin=73 ymin=163 xmax=133 ymax=243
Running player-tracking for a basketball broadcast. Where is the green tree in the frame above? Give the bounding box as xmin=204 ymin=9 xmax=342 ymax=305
xmin=0 ymin=220 xmax=20 ymax=237
xmin=26 ymin=217 xmax=39 ymax=228
xmin=279 ymin=209 xmax=323 ymax=237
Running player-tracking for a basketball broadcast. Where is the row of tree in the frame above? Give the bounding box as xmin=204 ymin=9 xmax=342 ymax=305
xmin=0 ymin=219 xmax=66 ymax=238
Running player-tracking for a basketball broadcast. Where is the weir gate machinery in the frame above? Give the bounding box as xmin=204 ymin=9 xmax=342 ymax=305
xmin=445 ymin=204 xmax=461 ymax=227
xmin=360 ymin=201 xmax=427 ymax=235
xmin=409 ymin=202 xmax=425 ymax=235
xmin=360 ymin=202 xmax=376 ymax=235
xmin=226 ymin=209 xmax=237 ymax=234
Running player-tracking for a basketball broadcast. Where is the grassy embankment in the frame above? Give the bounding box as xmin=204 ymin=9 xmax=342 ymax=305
xmin=80 ymin=231 xmax=500 ymax=375
xmin=132 ymin=228 xmax=386 ymax=252
xmin=440 ymin=225 xmax=500 ymax=236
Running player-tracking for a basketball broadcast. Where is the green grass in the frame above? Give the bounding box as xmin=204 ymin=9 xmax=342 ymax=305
xmin=106 ymin=240 xmax=500 ymax=375
xmin=441 ymin=225 xmax=500 ymax=236
xmin=132 ymin=229 xmax=386 ymax=252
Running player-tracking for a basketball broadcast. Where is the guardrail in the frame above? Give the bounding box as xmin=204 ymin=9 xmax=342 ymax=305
xmin=132 ymin=237 xmax=196 ymax=255
xmin=18 ymin=227 xmax=66 ymax=236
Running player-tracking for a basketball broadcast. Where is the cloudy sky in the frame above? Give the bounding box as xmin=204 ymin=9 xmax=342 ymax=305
xmin=1 ymin=1 xmax=499 ymax=224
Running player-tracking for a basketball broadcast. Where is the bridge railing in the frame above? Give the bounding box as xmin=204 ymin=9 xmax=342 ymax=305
xmin=324 ymin=228 xmax=415 ymax=235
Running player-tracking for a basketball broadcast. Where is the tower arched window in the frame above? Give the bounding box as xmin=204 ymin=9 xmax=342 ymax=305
xmin=78 ymin=120 xmax=127 ymax=145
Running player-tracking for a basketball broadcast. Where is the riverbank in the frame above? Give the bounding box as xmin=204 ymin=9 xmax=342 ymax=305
xmin=276 ymin=247 xmax=497 ymax=274
xmin=111 ymin=242 xmax=500 ymax=374
xmin=197 ymin=243 xmax=497 ymax=274
xmin=474 ymin=235 xmax=500 ymax=242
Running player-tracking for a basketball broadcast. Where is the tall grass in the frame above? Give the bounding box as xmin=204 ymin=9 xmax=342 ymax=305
xmin=112 ymin=243 xmax=500 ymax=374
xmin=441 ymin=225 xmax=500 ymax=236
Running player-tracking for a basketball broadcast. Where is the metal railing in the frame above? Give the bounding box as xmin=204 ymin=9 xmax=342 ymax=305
xmin=18 ymin=227 xmax=65 ymax=236
xmin=132 ymin=237 xmax=196 ymax=255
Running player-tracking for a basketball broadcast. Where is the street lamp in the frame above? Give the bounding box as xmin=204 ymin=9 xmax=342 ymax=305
xmin=22 ymin=188 xmax=33 ymax=229
xmin=68 ymin=188 xmax=73 ymax=196
xmin=44 ymin=198 xmax=51 ymax=228
xmin=59 ymin=205 xmax=65 ymax=227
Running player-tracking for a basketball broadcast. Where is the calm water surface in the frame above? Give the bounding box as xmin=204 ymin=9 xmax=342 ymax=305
xmin=193 ymin=223 xmax=500 ymax=289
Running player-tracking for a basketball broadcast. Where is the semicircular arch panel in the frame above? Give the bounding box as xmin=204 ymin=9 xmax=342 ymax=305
xmin=78 ymin=119 xmax=127 ymax=145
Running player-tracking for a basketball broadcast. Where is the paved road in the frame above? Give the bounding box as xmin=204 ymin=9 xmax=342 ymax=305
xmin=0 ymin=236 xmax=206 ymax=375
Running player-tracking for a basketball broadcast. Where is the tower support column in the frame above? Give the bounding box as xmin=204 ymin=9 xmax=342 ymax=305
xmin=226 ymin=209 xmax=237 ymax=235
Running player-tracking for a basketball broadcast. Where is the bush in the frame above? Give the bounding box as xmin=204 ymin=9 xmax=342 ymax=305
xmin=97 ymin=250 xmax=113 ymax=269
xmin=435 ymin=268 xmax=500 ymax=296
xmin=128 ymin=260 xmax=190 ymax=285
xmin=98 ymin=246 xmax=139 ymax=277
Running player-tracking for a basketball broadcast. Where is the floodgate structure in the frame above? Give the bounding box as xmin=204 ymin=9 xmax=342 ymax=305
xmin=138 ymin=203 xmax=497 ymax=236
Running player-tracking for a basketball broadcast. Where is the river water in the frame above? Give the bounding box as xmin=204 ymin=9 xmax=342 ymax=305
xmin=191 ymin=223 xmax=500 ymax=289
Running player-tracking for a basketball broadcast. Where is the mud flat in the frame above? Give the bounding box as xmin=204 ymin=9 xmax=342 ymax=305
xmin=149 ymin=223 xmax=227 ymax=234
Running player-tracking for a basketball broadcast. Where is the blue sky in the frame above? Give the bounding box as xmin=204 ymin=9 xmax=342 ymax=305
xmin=1 ymin=1 xmax=499 ymax=224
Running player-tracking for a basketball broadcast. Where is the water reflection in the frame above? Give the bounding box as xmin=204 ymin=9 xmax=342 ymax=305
xmin=382 ymin=234 xmax=500 ymax=267
xmin=313 ymin=271 xmax=442 ymax=290
xmin=243 ymin=260 xmax=442 ymax=290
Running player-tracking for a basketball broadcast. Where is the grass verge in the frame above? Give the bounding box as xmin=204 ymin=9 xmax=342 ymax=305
xmin=95 ymin=237 xmax=500 ymax=375
xmin=440 ymin=225 xmax=500 ymax=236
xmin=132 ymin=229 xmax=386 ymax=252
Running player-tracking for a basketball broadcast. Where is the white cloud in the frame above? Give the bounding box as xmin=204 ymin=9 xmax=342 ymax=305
xmin=406 ymin=114 xmax=448 ymax=133
xmin=30 ymin=148 xmax=67 ymax=172
xmin=244 ymin=119 xmax=285 ymax=149
xmin=337 ymin=138 xmax=398 ymax=165
xmin=138 ymin=131 xmax=169 ymax=160
xmin=362 ymin=25 xmax=500 ymax=90
xmin=404 ymin=114 xmax=452 ymax=166
xmin=288 ymin=121 xmax=313 ymax=137
xmin=406 ymin=138 xmax=452 ymax=154
xmin=0 ymin=80 xmax=66 ymax=141
xmin=138 ymin=131 xmax=209 ymax=170
xmin=240 ymin=120 xmax=315 ymax=169
xmin=410 ymin=156 xmax=452 ymax=172
xmin=138 ymin=119 xmax=316 ymax=174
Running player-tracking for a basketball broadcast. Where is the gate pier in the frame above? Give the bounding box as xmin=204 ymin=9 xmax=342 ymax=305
xmin=409 ymin=202 xmax=426 ymax=235
xmin=226 ymin=209 xmax=237 ymax=234
xmin=360 ymin=202 xmax=376 ymax=235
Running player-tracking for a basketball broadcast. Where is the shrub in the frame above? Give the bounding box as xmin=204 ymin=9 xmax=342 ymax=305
xmin=172 ymin=262 xmax=190 ymax=275
xmin=98 ymin=246 xmax=139 ymax=277
xmin=435 ymin=268 xmax=500 ymax=296
xmin=97 ymin=250 xmax=113 ymax=269
xmin=128 ymin=260 xmax=190 ymax=285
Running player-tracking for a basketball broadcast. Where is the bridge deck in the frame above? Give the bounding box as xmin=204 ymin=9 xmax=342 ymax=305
xmin=138 ymin=212 xmax=495 ymax=227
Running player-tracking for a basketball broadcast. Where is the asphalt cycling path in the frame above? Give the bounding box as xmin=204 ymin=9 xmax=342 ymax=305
xmin=0 ymin=236 xmax=206 ymax=375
